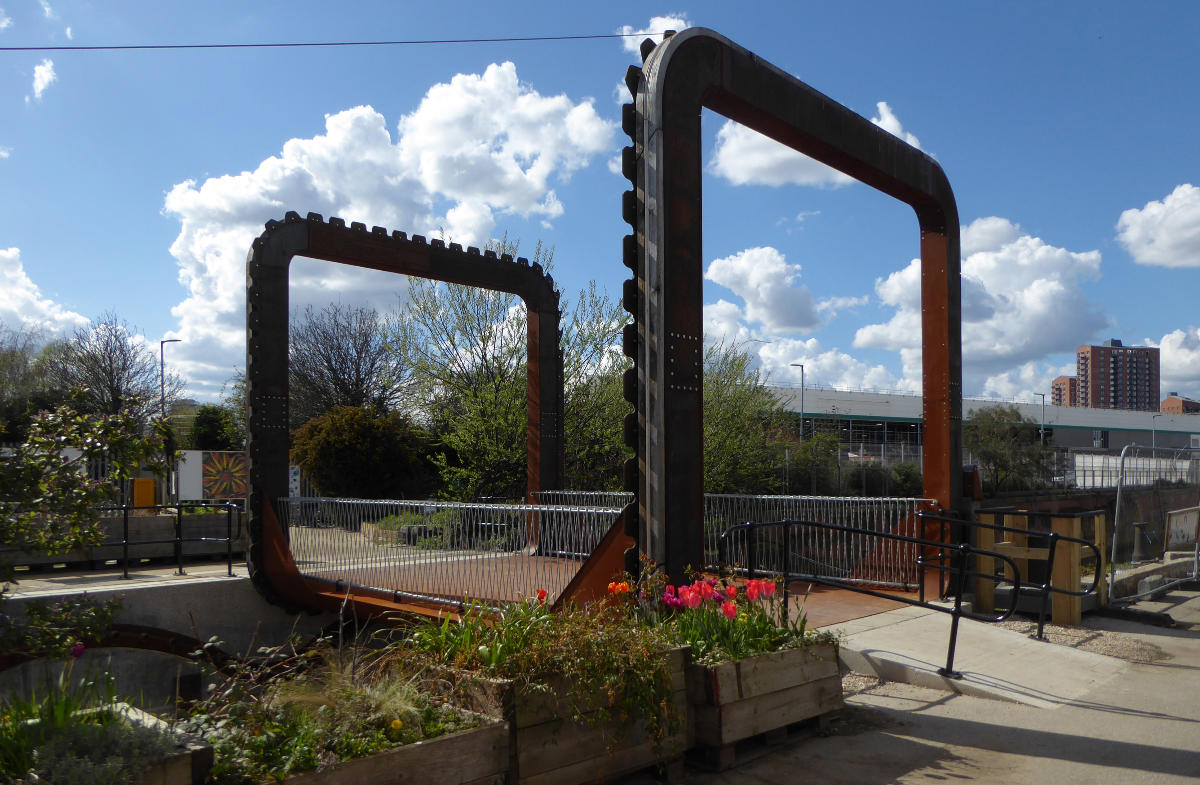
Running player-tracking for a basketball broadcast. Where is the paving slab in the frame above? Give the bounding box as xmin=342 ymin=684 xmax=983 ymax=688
xmin=826 ymin=606 xmax=1130 ymax=708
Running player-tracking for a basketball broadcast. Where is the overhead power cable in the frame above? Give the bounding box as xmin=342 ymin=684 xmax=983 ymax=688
xmin=0 ymin=32 xmax=661 ymax=53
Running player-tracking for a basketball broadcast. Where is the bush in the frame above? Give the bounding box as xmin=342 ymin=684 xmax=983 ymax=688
xmin=290 ymin=406 xmax=443 ymax=499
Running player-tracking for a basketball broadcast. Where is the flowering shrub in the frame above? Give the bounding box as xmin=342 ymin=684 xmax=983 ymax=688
xmin=405 ymin=594 xmax=679 ymax=746
xmin=621 ymin=560 xmax=832 ymax=665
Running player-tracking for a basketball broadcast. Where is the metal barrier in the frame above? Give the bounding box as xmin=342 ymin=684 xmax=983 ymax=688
xmin=718 ymin=517 xmax=1022 ymax=677
xmin=530 ymin=491 xmax=930 ymax=589
xmin=1110 ymin=446 xmax=1200 ymax=601
xmin=94 ymin=502 xmax=241 ymax=579
xmin=705 ymin=495 xmax=930 ymax=587
xmin=918 ymin=511 xmax=1103 ymax=638
xmin=278 ymin=497 xmax=621 ymax=610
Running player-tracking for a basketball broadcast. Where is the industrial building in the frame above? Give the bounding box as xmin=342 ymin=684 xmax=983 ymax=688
xmin=768 ymin=384 xmax=1200 ymax=455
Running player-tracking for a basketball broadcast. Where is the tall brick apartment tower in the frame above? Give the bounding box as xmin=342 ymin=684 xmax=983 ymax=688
xmin=1076 ymin=339 xmax=1160 ymax=411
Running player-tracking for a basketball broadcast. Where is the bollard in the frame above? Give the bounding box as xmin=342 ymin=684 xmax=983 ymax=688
xmin=1131 ymin=522 xmax=1153 ymax=563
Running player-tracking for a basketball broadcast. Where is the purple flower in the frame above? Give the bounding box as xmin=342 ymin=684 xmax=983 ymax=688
xmin=68 ymin=643 xmax=86 ymax=659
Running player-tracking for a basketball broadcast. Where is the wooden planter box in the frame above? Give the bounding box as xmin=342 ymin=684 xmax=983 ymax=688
xmin=456 ymin=648 xmax=691 ymax=784
xmin=278 ymin=720 xmax=509 ymax=785
xmin=686 ymin=642 xmax=842 ymax=763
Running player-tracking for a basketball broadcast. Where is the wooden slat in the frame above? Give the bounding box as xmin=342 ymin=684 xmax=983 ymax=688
xmin=1051 ymin=515 xmax=1082 ymax=625
xmin=281 ymin=721 xmax=509 ymax=785
xmin=992 ymin=542 xmax=1050 ymax=561
xmin=692 ymin=675 xmax=843 ymax=746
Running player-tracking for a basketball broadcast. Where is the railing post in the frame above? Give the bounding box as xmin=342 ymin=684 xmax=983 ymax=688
xmin=940 ymin=542 xmax=969 ymax=679
xmin=174 ymin=503 xmax=184 ymax=575
xmin=226 ymin=503 xmax=234 ymax=577
xmin=783 ymin=521 xmax=791 ymax=624
xmin=121 ymin=505 xmax=130 ymax=580
xmin=748 ymin=526 xmax=758 ymax=581
xmin=1035 ymin=533 xmax=1059 ymax=640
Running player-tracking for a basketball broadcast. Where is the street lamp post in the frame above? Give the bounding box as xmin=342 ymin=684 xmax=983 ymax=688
xmin=1036 ymin=393 xmax=1046 ymax=444
xmin=159 ymin=339 xmax=181 ymax=505
xmin=1152 ymin=413 xmax=1162 ymax=449
xmin=790 ymin=363 xmax=805 ymax=441
xmin=159 ymin=339 xmax=181 ymax=419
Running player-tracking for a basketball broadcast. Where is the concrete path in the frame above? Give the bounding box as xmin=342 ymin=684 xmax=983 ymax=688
xmin=623 ymin=586 xmax=1200 ymax=784
xmin=831 ymin=605 xmax=1129 ymax=708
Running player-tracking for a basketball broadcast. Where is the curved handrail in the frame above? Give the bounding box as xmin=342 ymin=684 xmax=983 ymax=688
xmin=718 ymin=517 xmax=1024 ymax=678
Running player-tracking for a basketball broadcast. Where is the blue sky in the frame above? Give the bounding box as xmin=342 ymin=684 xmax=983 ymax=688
xmin=2 ymin=1 xmax=1199 ymax=404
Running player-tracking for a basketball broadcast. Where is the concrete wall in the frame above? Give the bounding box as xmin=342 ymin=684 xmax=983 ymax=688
xmin=1 ymin=574 xmax=337 ymax=711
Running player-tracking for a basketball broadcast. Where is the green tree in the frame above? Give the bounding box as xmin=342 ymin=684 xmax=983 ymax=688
xmin=289 ymin=406 xmax=442 ymax=499
xmin=0 ymin=323 xmax=68 ymax=443
xmin=962 ymin=404 xmax=1051 ymax=493
xmin=41 ymin=312 xmax=184 ymax=428
xmin=288 ymin=303 xmax=411 ymax=430
xmin=0 ymin=403 xmax=171 ymax=585
xmin=787 ymin=432 xmax=841 ymax=495
xmin=561 ymin=282 xmax=630 ymax=491
xmin=702 ymin=342 xmax=787 ymax=494
xmin=186 ymin=403 xmax=241 ymax=451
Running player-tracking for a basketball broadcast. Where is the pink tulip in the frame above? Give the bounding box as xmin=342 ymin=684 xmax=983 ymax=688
xmin=721 ymin=601 xmax=738 ymax=620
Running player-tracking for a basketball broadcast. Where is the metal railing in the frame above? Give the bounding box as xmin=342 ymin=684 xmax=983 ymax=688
xmin=528 ymin=491 xmax=930 ymax=588
xmin=279 ymin=497 xmax=621 ymax=610
xmin=917 ymin=511 xmax=1103 ymax=639
xmin=94 ymin=502 xmax=241 ymax=578
xmin=704 ymin=495 xmax=930 ymax=588
xmin=718 ymin=517 xmax=1022 ymax=677
xmin=717 ymin=511 xmax=1103 ymax=677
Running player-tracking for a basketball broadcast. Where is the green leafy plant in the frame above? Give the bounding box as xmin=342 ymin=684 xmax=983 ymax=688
xmin=0 ymin=594 xmax=121 ymax=660
xmin=0 ymin=651 xmax=174 ymax=784
xmin=180 ymin=637 xmax=480 ymax=784
xmin=0 ymin=400 xmax=171 ymax=586
xmin=403 ymin=595 xmax=679 ymax=746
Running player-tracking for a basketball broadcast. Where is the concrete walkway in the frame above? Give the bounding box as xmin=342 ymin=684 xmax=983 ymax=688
xmin=623 ymin=586 xmax=1200 ymax=784
xmin=830 ymin=604 xmax=1129 ymax=708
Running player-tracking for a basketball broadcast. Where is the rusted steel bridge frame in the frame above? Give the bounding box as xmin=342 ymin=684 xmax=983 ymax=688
xmin=619 ymin=29 xmax=963 ymax=585
xmin=245 ymin=211 xmax=563 ymax=610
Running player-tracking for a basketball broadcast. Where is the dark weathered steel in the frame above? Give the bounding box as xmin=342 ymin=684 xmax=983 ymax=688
xmin=627 ymin=29 xmax=963 ymax=584
xmin=245 ymin=212 xmax=563 ymax=607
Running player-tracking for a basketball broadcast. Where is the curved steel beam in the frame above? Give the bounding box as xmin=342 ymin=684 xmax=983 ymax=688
xmin=245 ymin=212 xmax=563 ymax=609
xmin=622 ymin=29 xmax=962 ymax=583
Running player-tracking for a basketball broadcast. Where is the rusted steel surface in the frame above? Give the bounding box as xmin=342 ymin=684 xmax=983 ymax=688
xmin=245 ymin=212 xmax=564 ymax=608
xmin=624 ymin=29 xmax=963 ymax=584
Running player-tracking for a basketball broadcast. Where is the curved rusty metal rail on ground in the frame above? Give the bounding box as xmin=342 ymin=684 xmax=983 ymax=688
xmin=0 ymin=623 xmax=238 ymax=675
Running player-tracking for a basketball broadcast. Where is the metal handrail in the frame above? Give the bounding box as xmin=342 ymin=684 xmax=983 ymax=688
xmin=917 ymin=510 xmax=1103 ymax=639
xmin=718 ymin=517 xmax=1024 ymax=678
xmin=94 ymin=502 xmax=241 ymax=578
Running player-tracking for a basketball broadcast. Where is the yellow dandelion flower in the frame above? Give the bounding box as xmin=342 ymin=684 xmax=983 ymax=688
xmin=390 ymin=718 xmax=403 ymax=730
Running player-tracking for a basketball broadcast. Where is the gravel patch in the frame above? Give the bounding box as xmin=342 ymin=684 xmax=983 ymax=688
xmin=993 ymin=618 xmax=1168 ymax=664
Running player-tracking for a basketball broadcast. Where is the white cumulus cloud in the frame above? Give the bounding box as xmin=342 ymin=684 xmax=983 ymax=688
xmin=0 ymin=9 xmax=12 ymax=30
xmin=398 ymin=61 xmax=613 ymax=231
xmin=1150 ymin=327 xmax=1200 ymax=397
xmin=38 ymin=0 xmax=53 ymax=19
xmin=759 ymin=337 xmax=903 ymax=392
xmin=0 ymin=247 xmax=88 ymax=333
xmin=616 ymin=14 xmax=691 ymax=56
xmin=1116 ymin=184 xmax=1200 ymax=268
xmin=854 ymin=217 xmax=1106 ymax=391
xmin=31 ymin=58 xmax=55 ymax=100
xmin=708 ymin=102 xmax=921 ymax=188
xmin=705 ymin=246 xmax=820 ymax=332
xmin=164 ymin=65 xmax=614 ymax=398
